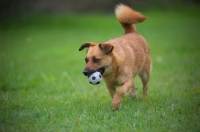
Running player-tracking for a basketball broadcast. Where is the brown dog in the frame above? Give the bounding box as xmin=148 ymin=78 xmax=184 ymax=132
xmin=79 ymin=4 xmax=151 ymax=110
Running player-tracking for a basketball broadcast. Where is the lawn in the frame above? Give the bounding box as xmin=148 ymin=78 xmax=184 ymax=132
xmin=0 ymin=6 xmax=200 ymax=131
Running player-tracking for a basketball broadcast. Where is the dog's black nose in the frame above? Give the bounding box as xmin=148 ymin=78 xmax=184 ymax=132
xmin=83 ymin=69 xmax=89 ymax=76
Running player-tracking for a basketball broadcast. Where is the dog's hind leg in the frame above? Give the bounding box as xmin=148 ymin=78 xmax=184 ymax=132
xmin=139 ymin=67 xmax=150 ymax=99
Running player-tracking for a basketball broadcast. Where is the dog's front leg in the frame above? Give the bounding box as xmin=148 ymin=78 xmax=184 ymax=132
xmin=112 ymin=79 xmax=133 ymax=110
xmin=106 ymin=85 xmax=116 ymax=99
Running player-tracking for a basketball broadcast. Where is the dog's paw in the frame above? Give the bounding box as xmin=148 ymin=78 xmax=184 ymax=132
xmin=112 ymin=94 xmax=122 ymax=110
xmin=129 ymin=87 xmax=137 ymax=99
xmin=129 ymin=94 xmax=137 ymax=99
xmin=112 ymin=107 xmax=120 ymax=111
xmin=112 ymin=102 xmax=121 ymax=111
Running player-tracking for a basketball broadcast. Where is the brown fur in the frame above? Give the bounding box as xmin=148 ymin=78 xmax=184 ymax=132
xmin=79 ymin=4 xmax=151 ymax=110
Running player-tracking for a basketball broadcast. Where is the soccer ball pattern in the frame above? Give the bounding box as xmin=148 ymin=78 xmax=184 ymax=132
xmin=88 ymin=71 xmax=102 ymax=85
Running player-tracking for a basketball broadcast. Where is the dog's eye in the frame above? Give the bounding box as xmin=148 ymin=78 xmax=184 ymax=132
xmin=93 ymin=58 xmax=100 ymax=63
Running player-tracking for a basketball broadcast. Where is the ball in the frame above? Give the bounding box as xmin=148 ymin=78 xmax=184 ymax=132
xmin=88 ymin=71 xmax=102 ymax=85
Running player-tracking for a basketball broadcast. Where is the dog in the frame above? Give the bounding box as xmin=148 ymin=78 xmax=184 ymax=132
xmin=79 ymin=4 xmax=151 ymax=110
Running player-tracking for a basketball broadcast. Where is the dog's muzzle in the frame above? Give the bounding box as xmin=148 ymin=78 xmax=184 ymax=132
xmin=83 ymin=67 xmax=105 ymax=77
xmin=83 ymin=68 xmax=91 ymax=76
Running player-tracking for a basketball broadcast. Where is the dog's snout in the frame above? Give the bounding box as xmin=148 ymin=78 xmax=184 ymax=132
xmin=83 ymin=68 xmax=89 ymax=76
xmin=83 ymin=68 xmax=94 ymax=76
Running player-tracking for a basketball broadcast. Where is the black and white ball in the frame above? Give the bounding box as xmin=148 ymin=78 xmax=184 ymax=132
xmin=88 ymin=71 xmax=102 ymax=85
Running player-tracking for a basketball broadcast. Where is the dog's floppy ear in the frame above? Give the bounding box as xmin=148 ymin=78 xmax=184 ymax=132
xmin=99 ymin=43 xmax=114 ymax=54
xmin=79 ymin=42 xmax=96 ymax=51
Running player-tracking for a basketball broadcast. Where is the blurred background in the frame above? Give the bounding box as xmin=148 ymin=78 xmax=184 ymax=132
xmin=1 ymin=0 xmax=200 ymax=18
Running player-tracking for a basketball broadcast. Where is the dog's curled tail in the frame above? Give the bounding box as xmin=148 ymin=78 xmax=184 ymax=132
xmin=115 ymin=4 xmax=147 ymax=34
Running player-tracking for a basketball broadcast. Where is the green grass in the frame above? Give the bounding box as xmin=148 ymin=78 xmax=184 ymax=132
xmin=0 ymin=7 xmax=200 ymax=131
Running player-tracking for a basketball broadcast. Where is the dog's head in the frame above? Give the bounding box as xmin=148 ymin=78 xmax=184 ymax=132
xmin=79 ymin=42 xmax=114 ymax=77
